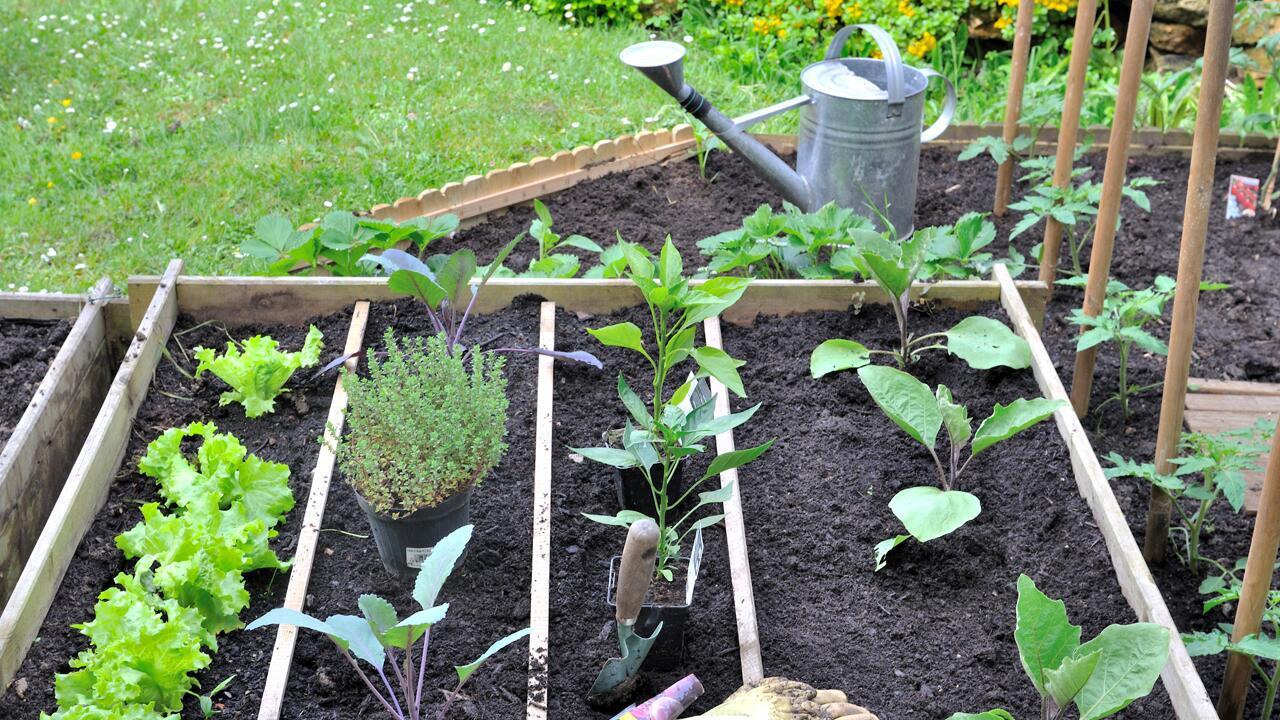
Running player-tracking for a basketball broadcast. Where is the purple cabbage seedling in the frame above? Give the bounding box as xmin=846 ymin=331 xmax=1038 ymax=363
xmin=247 ymin=525 xmax=529 ymax=720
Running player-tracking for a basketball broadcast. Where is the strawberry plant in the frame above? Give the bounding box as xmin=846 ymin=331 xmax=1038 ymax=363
xmin=247 ymin=525 xmax=530 ymax=720
xmin=194 ymin=326 xmax=324 ymax=418
xmin=860 ymin=366 xmax=1063 ymax=569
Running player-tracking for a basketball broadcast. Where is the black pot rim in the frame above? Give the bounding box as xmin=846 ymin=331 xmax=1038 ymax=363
xmin=354 ymin=484 xmax=473 ymax=521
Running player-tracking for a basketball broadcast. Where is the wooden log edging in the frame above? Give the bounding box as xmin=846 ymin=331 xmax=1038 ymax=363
xmin=701 ymin=316 xmax=764 ymax=684
xmin=526 ymin=302 xmax=555 ymax=720
xmin=0 ymin=259 xmax=184 ymax=690
xmin=257 ymin=301 xmax=371 ymax=720
xmin=0 ymin=278 xmax=118 ymax=606
xmin=993 ymin=263 xmax=1216 ymax=720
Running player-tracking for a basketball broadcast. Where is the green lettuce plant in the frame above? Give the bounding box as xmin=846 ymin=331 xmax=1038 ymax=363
xmin=338 ymin=330 xmax=509 ymax=517
xmin=810 ymin=228 xmax=1031 ymax=374
xmin=45 ymin=424 xmax=294 ymax=720
xmin=1105 ymin=418 xmax=1271 ymax=572
xmin=860 ymin=366 xmax=1063 ymax=569
xmin=573 ymin=239 xmax=773 ymax=580
xmin=194 ymin=326 xmax=324 ymax=418
xmin=524 ymin=199 xmax=602 ymax=278
xmin=949 ymin=575 xmax=1170 ymax=720
xmin=247 ymin=525 xmax=530 ymax=720
xmin=242 ymin=211 xmax=459 ymax=276
xmin=1184 ymin=557 xmax=1280 ymax=720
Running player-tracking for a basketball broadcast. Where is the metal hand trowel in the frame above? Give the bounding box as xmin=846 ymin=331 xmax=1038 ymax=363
xmin=587 ymin=518 xmax=663 ymax=708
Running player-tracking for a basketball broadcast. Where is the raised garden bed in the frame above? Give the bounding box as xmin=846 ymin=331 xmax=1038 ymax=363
xmin=0 ymin=281 xmax=128 ymax=608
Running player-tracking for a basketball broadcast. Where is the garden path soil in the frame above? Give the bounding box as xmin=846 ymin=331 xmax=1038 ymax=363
xmin=0 ymin=312 xmax=349 ymax=720
xmin=550 ymin=305 xmax=739 ymax=719
xmin=282 ymin=296 xmax=540 ymax=720
xmin=723 ymin=303 xmax=1171 ymax=718
xmin=0 ymin=318 xmax=71 ymax=450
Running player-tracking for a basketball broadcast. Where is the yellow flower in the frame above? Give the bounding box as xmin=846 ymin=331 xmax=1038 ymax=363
xmin=71 ymin=151 xmax=82 ymax=160
xmin=777 ymin=27 xmax=788 ymax=38
xmin=46 ymin=116 xmax=57 ymax=124
xmin=898 ymin=0 xmax=915 ymax=16
xmin=752 ymin=17 xmax=769 ymax=34
xmin=46 ymin=181 xmax=54 ymax=188
xmin=27 ymin=197 xmax=38 ymax=206
xmin=995 ymin=15 xmax=1012 ymax=29
xmin=825 ymin=0 xmax=842 ymax=18
xmin=61 ymin=98 xmax=72 ymax=107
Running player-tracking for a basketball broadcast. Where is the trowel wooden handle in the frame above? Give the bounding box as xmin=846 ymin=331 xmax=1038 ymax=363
xmin=615 ymin=519 xmax=660 ymax=626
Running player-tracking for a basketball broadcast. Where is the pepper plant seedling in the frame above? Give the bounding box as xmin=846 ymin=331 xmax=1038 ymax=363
xmin=949 ymin=575 xmax=1170 ymax=720
xmin=574 ymin=238 xmax=773 ymax=581
xmin=1059 ymin=274 xmax=1227 ymax=422
xmin=697 ymin=202 xmax=872 ymax=279
xmin=248 ymin=526 xmax=529 ymax=720
xmin=367 ymin=240 xmax=601 ymax=367
xmin=524 ymin=199 xmax=602 ymax=278
xmin=1105 ymin=418 xmax=1271 ymax=572
xmin=859 ymin=366 xmax=1063 ymax=569
xmin=810 ymin=228 xmax=1032 ymax=374
xmin=1184 ymin=556 xmax=1280 ymax=720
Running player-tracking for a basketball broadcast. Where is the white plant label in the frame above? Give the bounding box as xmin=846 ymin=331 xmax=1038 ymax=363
xmin=405 ymin=546 xmax=433 ymax=569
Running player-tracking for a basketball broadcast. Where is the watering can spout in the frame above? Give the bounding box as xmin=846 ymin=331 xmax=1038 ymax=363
xmin=620 ymin=41 xmax=814 ymax=210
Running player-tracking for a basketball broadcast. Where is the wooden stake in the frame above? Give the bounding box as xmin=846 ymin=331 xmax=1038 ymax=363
xmin=258 ymin=301 xmax=370 ymax=720
xmin=702 ymin=316 xmax=764 ymax=684
xmin=1144 ymin=0 xmax=1237 ymax=563
xmin=526 ymin=302 xmax=555 ymax=720
xmin=1218 ymin=415 xmax=1280 ymax=719
xmin=994 ymin=0 xmax=1037 ymax=216
xmin=1039 ymin=0 xmax=1099 ymax=286
xmin=1262 ymin=136 xmax=1280 ymax=214
xmin=1068 ymin=0 xmax=1155 ymax=417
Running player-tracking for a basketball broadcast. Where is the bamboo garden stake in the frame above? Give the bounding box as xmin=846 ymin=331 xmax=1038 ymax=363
xmin=1143 ymin=0 xmax=1236 ymax=563
xmin=1218 ymin=416 xmax=1280 ymax=719
xmin=994 ymin=0 xmax=1036 ymax=216
xmin=1068 ymin=0 xmax=1155 ymax=417
xmin=1038 ymin=0 xmax=1099 ymax=286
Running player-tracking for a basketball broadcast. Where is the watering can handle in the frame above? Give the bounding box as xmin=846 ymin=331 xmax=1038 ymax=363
xmin=918 ymin=68 xmax=956 ymax=143
xmin=824 ymin=24 xmax=905 ymax=115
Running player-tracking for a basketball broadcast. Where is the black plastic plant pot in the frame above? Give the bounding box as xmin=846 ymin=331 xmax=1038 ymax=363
xmin=354 ymin=487 xmax=472 ymax=578
xmin=605 ymin=428 xmax=686 ymax=516
xmin=605 ymin=554 xmax=694 ymax=671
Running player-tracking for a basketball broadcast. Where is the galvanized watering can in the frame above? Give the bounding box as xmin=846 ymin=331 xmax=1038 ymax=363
xmin=620 ymin=24 xmax=956 ymax=237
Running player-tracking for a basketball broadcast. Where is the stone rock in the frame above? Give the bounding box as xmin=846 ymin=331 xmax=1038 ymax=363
xmin=1154 ymin=0 xmax=1210 ymax=27
xmin=1148 ymin=47 xmax=1199 ymax=73
xmin=1149 ymin=21 xmax=1206 ymax=54
xmin=1233 ymin=0 xmax=1280 ymax=44
xmin=1246 ymin=46 xmax=1275 ymax=80
xmin=967 ymin=9 xmax=1003 ymax=40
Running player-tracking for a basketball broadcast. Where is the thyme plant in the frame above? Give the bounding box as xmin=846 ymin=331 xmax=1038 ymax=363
xmin=574 ymin=239 xmax=773 ymax=580
xmin=338 ymin=331 xmax=509 ymax=516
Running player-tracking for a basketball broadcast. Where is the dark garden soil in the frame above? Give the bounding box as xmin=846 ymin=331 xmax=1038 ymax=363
xmin=0 ymin=318 xmax=71 ymax=450
xmin=439 ymin=144 xmax=1280 ymax=714
xmin=282 ymin=296 xmax=541 ymax=720
xmin=722 ymin=303 xmax=1171 ymax=718
xmin=551 ymin=305 xmax=740 ymax=719
xmin=0 ymin=312 xmax=349 ymax=720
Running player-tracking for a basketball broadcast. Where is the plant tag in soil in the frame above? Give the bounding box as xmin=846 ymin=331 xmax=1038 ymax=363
xmin=405 ymin=546 xmax=433 ymax=569
xmin=686 ymin=527 xmax=704 ymax=605
xmin=1226 ymin=175 xmax=1259 ymax=219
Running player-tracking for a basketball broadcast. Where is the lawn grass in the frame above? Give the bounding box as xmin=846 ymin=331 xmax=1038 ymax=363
xmin=0 ymin=0 xmax=797 ymax=292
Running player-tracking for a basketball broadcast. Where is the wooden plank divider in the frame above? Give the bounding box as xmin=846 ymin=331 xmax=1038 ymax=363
xmin=0 ymin=277 xmax=118 ymax=605
xmin=1188 ymin=377 xmax=1280 ymax=397
xmin=257 ymin=301 xmax=371 ymax=720
xmin=700 ymin=316 xmax=764 ymax=684
xmin=0 ymin=259 xmax=184 ymax=689
xmin=993 ymin=263 xmax=1216 ymax=720
xmin=526 ymin=302 xmax=555 ymax=720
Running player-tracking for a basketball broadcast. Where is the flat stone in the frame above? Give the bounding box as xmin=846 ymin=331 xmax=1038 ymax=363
xmin=1149 ymin=21 xmax=1206 ymax=54
xmin=1154 ymin=0 xmax=1210 ymax=27
xmin=1232 ymin=1 xmax=1280 ymax=44
xmin=1147 ymin=47 xmax=1199 ymax=73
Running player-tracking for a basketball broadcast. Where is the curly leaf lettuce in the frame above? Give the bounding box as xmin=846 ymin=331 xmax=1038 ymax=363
xmin=193 ymin=325 xmax=323 ymax=417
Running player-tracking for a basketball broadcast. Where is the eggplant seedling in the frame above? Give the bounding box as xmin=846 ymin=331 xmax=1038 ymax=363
xmin=859 ymin=366 xmax=1063 ymax=569
xmin=811 ymin=227 xmax=1031 ymax=374
xmin=247 ymin=526 xmax=530 ymax=720
xmin=949 ymin=575 xmax=1169 ymax=720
